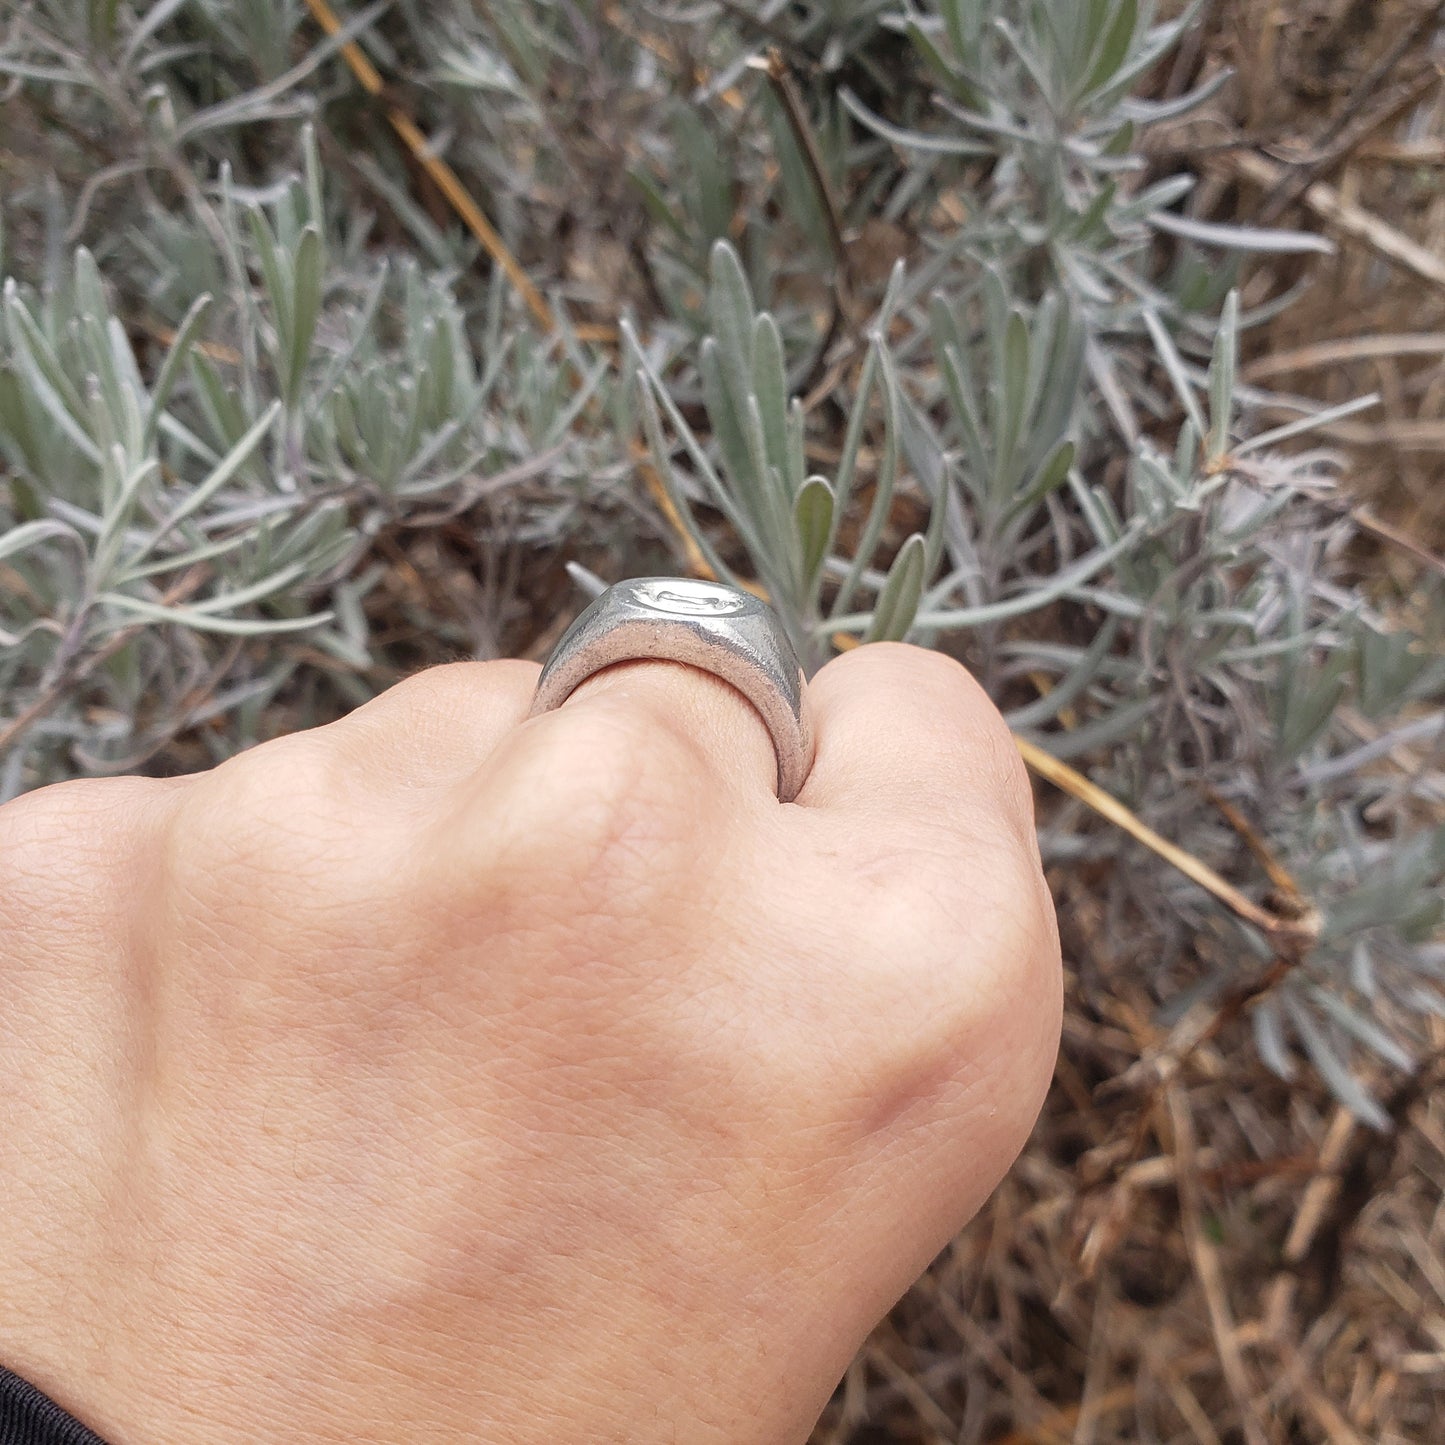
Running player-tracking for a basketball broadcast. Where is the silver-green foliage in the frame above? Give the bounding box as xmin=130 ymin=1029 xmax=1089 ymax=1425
xmin=2 ymin=0 xmax=1441 ymax=1120
xmin=617 ymin=3 xmax=1445 ymax=1122
xmin=0 ymin=106 xmax=607 ymax=792
xmin=628 ymin=244 xmax=948 ymax=671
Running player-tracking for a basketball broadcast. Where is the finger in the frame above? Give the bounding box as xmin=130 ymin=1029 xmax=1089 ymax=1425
xmin=320 ymin=659 xmax=542 ymax=792
xmin=422 ymin=658 xmax=780 ymax=926
xmin=795 ymin=642 xmax=1036 ymax=852
xmin=554 ymin=659 xmax=781 ymax=805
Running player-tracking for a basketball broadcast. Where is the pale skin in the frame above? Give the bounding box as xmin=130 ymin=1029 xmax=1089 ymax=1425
xmin=0 ymin=642 xmax=1061 ymax=1443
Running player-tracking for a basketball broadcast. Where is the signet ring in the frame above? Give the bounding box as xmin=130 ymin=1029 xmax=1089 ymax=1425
xmin=529 ymin=577 xmax=816 ymax=803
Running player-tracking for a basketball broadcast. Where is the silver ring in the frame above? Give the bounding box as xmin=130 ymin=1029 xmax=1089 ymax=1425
xmin=530 ymin=577 xmax=815 ymax=802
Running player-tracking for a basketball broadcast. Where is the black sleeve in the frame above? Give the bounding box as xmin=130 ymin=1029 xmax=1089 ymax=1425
xmin=0 ymin=1367 xmax=110 ymax=1445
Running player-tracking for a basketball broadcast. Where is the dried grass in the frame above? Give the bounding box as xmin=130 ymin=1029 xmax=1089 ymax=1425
xmin=1191 ymin=0 xmax=1445 ymax=554
xmin=807 ymin=984 xmax=1445 ymax=1444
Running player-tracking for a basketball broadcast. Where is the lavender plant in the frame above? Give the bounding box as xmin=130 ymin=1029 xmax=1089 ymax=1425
xmin=2 ymin=0 xmax=1441 ymax=1120
xmin=0 ymin=109 xmax=613 ymax=795
xmin=615 ymin=1 xmax=1444 ymax=1119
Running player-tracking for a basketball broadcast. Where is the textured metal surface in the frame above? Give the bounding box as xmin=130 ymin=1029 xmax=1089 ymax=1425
xmin=530 ymin=578 xmax=815 ymax=802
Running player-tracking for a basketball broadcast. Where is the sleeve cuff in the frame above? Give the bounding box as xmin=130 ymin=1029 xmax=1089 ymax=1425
xmin=0 ymin=1366 xmax=110 ymax=1445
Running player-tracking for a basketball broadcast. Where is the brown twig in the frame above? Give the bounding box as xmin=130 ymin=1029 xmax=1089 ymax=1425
xmin=0 ymin=567 xmax=212 ymax=759
xmin=1242 ymin=331 xmax=1445 ymax=381
xmin=1264 ymin=1105 xmax=1356 ymax=1334
xmin=743 ymin=42 xmax=875 ymax=402
xmin=1226 ymin=148 xmax=1445 ymax=291
xmin=748 ymin=47 xmax=852 ymax=285
xmin=1350 ymin=507 xmax=1445 ymax=578
xmin=597 ymin=3 xmax=746 ymax=111
xmin=1313 ymin=3 xmax=1444 ymax=156
xmin=1204 ymin=788 xmax=1307 ymax=914
xmin=135 ymin=313 xmax=244 ymax=367
xmin=301 ymin=0 xmax=555 ymax=332
xmin=1019 ymin=737 xmax=1320 ymax=947
xmin=1256 ymin=9 xmax=1445 ymax=225
xmin=1356 ymin=137 xmax=1445 ymax=162
xmin=1294 ymin=1053 xmax=1445 ymax=1310
xmin=632 ymin=442 xmax=711 ymax=580
xmin=1166 ymin=1086 xmax=1272 ymax=1445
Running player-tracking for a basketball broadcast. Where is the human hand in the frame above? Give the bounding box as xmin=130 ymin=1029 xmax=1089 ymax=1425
xmin=0 ymin=643 xmax=1060 ymax=1443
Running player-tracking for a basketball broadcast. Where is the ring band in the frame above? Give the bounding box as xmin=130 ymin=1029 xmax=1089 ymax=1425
xmin=530 ymin=577 xmax=816 ymax=802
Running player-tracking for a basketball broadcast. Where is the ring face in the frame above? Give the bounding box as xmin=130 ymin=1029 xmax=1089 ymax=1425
xmin=530 ymin=577 xmax=815 ymax=802
xmin=629 ymin=578 xmax=755 ymax=618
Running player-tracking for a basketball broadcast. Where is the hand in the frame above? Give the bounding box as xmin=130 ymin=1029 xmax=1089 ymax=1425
xmin=0 ymin=643 xmax=1060 ymax=1444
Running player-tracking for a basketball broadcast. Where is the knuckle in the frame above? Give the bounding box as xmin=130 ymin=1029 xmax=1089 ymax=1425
xmin=0 ymin=776 xmax=165 ymax=877
xmin=166 ymin=733 xmax=375 ymax=910
xmin=911 ymin=651 xmax=1032 ymax=819
xmin=553 ymin=711 xmax=696 ymax=860
xmin=337 ymin=658 xmax=537 ymax=744
xmin=388 ymin=657 xmax=539 ymax=708
xmin=0 ymin=779 xmax=177 ymax=992
xmin=865 ymin=641 xmax=983 ymax=711
xmin=471 ymin=707 xmax=702 ymax=915
xmin=154 ymin=737 xmax=427 ymax=1004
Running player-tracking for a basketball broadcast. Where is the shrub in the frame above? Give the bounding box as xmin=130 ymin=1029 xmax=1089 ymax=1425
xmin=2 ymin=0 xmax=1441 ymax=1121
